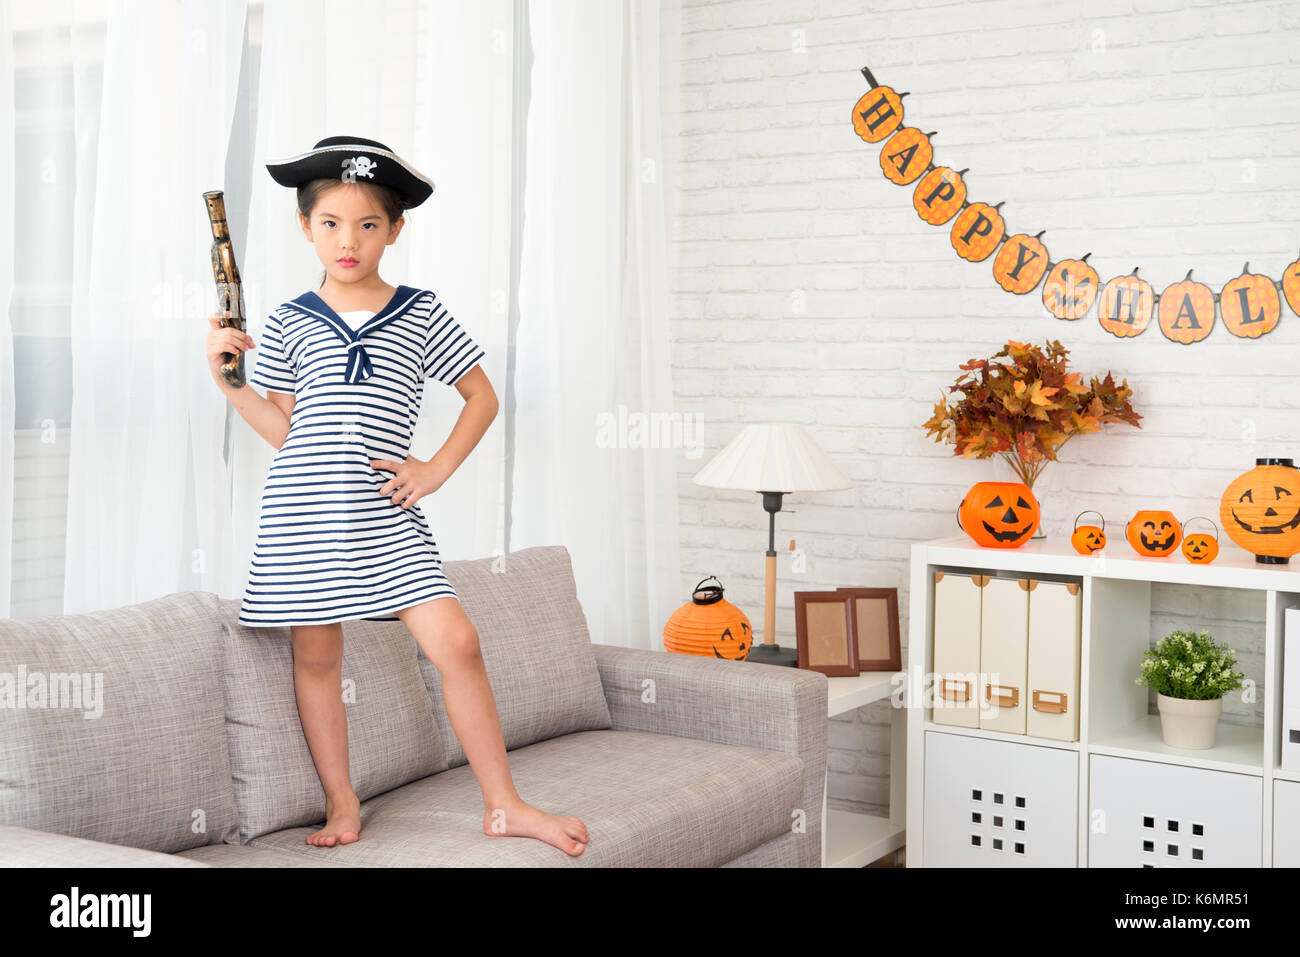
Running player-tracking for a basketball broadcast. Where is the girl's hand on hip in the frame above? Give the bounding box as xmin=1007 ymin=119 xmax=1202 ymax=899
xmin=370 ymin=456 xmax=447 ymax=509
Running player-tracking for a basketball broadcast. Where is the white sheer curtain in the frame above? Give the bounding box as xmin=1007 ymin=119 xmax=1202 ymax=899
xmin=0 ymin=0 xmax=13 ymax=617
xmin=513 ymin=0 xmax=680 ymax=648
xmin=62 ymin=0 xmax=245 ymax=613
xmin=2 ymin=0 xmax=679 ymax=645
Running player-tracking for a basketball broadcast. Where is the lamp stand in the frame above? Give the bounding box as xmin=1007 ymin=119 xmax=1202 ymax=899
xmin=746 ymin=491 xmax=799 ymax=668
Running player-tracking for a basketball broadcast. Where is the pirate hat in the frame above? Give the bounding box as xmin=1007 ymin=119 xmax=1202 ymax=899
xmin=265 ymin=135 xmax=435 ymax=209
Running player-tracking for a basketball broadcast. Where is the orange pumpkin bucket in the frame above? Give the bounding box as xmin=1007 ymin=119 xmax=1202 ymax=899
xmin=1071 ymin=510 xmax=1107 ymax=554
xmin=1180 ymin=516 xmax=1220 ymax=565
xmin=957 ymin=481 xmax=1040 ymax=549
xmin=1125 ymin=509 xmax=1183 ymax=557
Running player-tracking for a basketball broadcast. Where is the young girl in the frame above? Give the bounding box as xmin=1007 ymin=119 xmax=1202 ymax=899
xmin=205 ymin=135 xmax=588 ymax=857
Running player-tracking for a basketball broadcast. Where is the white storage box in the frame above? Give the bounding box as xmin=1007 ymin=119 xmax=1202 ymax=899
xmin=1275 ymin=779 xmax=1300 ymax=868
xmin=923 ymin=731 xmax=1078 ymax=866
xmin=979 ymin=577 xmax=1030 ymax=735
xmin=1026 ymin=579 xmax=1082 ymax=742
xmin=931 ymin=572 xmax=984 ymax=728
xmin=1284 ymin=609 xmax=1300 ymax=772
xmin=1088 ymin=755 xmax=1262 ymax=867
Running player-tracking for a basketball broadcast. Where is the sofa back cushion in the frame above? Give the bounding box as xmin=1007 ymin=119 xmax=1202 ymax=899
xmin=218 ymin=602 xmax=448 ymax=843
xmin=426 ymin=545 xmax=612 ymax=768
xmin=0 ymin=591 xmax=240 ymax=853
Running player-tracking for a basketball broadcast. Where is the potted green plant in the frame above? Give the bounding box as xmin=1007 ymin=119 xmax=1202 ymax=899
xmin=1135 ymin=629 xmax=1245 ymax=750
xmin=922 ymin=339 xmax=1141 ymax=493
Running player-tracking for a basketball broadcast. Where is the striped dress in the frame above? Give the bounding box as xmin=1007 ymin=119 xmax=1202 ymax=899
xmin=238 ymin=284 xmax=485 ymax=627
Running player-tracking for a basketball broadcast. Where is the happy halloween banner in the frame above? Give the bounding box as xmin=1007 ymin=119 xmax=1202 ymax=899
xmin=852 ymin=66 xmax=1300 ymax=343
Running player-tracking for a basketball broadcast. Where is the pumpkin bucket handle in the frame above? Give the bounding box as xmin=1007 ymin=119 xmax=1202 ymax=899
xmin=691 ymin=576 xmax=724 ymax=605
xmin=1073 ymin=509 xmax=1106 ymax=533
xmin=956 ymin=499 xmax=965 ymax=533
xmin=1182 ymin=516 xmax=1220 ymax=543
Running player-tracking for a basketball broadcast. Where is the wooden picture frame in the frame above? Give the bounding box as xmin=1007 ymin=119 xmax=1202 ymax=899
xmin=794 ymin=591 xmax=858 ymax=677
xmin=836 ymin=587 xmax=901 ymax=672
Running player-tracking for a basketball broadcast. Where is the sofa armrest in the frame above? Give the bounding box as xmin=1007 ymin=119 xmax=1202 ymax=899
xmin=0 ymin=825 xmax=210 ymax=868
xmin=592 ymin=644 xmax=827 ymax=863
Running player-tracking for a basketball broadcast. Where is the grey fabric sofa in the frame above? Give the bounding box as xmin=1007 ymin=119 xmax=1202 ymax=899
xmin=1 ymin=545 xmax=827 ymax=867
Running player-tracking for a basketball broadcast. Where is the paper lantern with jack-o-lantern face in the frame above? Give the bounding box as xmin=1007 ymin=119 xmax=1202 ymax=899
xmin=663 ymin=576 xmax=753 ymax=660
xmin=1126 ymin=510 xmax=1182 ymax=557
xmin=957 ymin=481 xmax=1040 ymax=548
xmin=1219 ymin=458 xmax=1300 ymax=565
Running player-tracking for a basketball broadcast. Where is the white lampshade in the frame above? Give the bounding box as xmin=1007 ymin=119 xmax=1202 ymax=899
xmin=692 ymin=422 xmax=853 ymax=493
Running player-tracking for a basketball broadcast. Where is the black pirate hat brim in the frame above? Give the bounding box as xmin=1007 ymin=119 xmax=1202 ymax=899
xmin=265 ymin=141 xmax=435 ymax=209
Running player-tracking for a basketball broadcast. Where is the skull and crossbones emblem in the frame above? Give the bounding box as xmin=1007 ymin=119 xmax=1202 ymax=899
xmin=340 ymin=155 xmax=378 ymax=183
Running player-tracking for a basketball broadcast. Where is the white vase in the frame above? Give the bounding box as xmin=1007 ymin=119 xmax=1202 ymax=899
xmin=1156 ymin=693 xmax=1223 ymax=749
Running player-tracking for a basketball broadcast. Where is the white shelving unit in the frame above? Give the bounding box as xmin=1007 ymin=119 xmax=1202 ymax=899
xmin=821 ymin=671 xmax=906 ymax=867
xmin=905 ymin=535 xmax=1300 ymax=867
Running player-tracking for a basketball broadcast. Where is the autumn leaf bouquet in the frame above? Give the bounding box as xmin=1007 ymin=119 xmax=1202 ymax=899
xmin=923 ymin=339 xmax=1141 ymax=489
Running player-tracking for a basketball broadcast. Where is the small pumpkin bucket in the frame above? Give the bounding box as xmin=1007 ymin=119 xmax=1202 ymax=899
xmin=1180 ymin=516 xmax=1220 ymax=565
xmin=1070 ymin=510 xmax=1107 ymax=555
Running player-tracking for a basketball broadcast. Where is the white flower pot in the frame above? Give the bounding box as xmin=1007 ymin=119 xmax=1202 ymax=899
xmin=1156 ymin=693 xmax=1223 ymax=750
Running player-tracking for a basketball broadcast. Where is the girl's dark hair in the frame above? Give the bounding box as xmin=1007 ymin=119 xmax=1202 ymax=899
xmin=296 ymin=178 xmax=408 ymax=288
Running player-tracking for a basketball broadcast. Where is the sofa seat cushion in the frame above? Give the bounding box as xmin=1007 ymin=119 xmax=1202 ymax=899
xmin=173 ymin=842 xmax=348 ymax=867
xmin=217 ymin=600 xmax=450 ymax=843
xmin=0 ymin=825 xmax=211 ymax=867
xmin=243 ymin=729 xmax=803 ymax=866
xmin=428 ymin=546 xmax=611 ymax=769
xmin=0 ymin=591 xmax=240 ymax=853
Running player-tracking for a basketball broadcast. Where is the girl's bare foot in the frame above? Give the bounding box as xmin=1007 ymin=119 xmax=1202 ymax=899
xmin=483 ymin=797 xmax=589 ymax=856
xmin=307 ymin=791 xmax=362 ymax=847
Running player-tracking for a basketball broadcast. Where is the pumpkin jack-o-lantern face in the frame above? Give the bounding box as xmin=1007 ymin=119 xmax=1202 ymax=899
xmin=1181 ymin=519 xmax=1220 ymax=565
xmin=1227 ymin=484 xmax=1300 ymax=536
xmin=1125 ymin=510 xmax=1182 ymax=557
xmin=981 ymin=493 xmax=1036 ymax=542
xmin=1141 ymin=522 xmax=1177 ymax=551
xmin=1070 ymin=510 xmax=1107 ymax=554
xmin=712 ymin=620 xmax=751 ymax=660
xmin=1221 ymin=460 xmax=1300 ymax=565
xmin=958 ymin=481 xmax=1040 ymax=549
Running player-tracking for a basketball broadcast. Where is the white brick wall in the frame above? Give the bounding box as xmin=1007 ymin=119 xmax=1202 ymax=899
xmin=663 ymin=0 xmax=1300 ymax=818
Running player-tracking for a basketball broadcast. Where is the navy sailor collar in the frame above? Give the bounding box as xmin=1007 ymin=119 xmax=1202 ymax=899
xmin=290 ymin=284 xmax=424 ymax=384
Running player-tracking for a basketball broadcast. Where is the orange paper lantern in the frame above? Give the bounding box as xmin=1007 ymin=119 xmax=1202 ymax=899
xmin=663 ymin=576 xmax=753 ymax=660
xmin=1219 ymin=458 xmax=1300 ymax=565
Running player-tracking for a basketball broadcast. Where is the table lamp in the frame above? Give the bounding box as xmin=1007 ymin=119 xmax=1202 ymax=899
xmin=692 ymin=423 xmax=854 ymax=667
